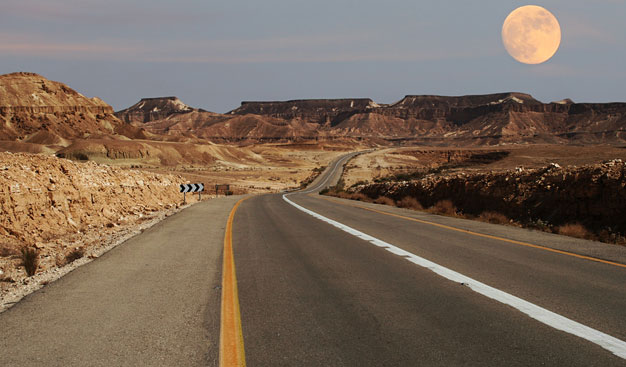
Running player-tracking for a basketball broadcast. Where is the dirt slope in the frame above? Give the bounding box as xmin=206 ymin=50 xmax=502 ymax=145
xmin=0 ymin=152 xmax=188 ymax=287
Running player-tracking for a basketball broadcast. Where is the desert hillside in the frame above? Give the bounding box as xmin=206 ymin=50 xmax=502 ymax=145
xmin=0 ymin=152 xmax=187 ymax=289
xmin=0 ymin=72 xmax=121 ymax=141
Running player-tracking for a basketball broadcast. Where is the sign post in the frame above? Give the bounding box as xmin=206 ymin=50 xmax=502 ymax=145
xmin=215 ymin=184 xmax=230 ymax=197
xmin=179 ymin=183 xmax=205 ymax=203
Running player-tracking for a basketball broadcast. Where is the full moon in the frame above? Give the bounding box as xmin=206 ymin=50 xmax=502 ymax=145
xmin=502 ymin=5 xmax=561 ymax=64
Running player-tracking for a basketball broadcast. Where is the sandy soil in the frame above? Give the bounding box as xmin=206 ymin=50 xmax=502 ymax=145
xmin=147 ymin=142 xmax=361 ymax=194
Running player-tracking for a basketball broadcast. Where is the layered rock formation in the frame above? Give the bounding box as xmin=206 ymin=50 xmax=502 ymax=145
xmin=229 ymin=99 xmax=380 ymax=125
xmin=115 ymin=96 xmax=204 ymax=124
xmin=0 ymin=152 xmax=183 ymax=248
xmin=0 ymin=73 xmax=121 ymax=141
xmin=127 ymin=92 xmax=626 ymax=144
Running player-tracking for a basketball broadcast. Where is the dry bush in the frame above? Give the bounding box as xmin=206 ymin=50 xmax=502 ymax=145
xmin=373 ymin=196 xmax=395 ymax=206
xmin=64 ymin=247 xmax=85 ymax=265
xmin=558 ymin=223 xmax=595 ymax=241
xmin=430 ymin=200 xmax=457 ymax=216
xmin=334 ymin=191 xmax=352 ymax=199
xmin=397 ymin=196 xmax=423 ymax=210
xmin=20 ymin=247 xmax=39 ymax=276
xmin=349 ymin=193 xmax=371 ymax=202
xmin=478 ymin=211 xmax=509 ymax=225
xmin=597 ymin=230 xmax=626 ymax=246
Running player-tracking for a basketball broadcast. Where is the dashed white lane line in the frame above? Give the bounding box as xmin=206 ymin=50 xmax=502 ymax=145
xmin=282 ymin=194 xmax=626 ymax=360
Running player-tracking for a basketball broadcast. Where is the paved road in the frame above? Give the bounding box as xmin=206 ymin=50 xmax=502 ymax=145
xmin=234 ymin=153 xmax=626 ymax=366
xmin=2 ymin=152 xmax=625 ymax=366
xmin=0 ymin=196 xmax=243 ymax=366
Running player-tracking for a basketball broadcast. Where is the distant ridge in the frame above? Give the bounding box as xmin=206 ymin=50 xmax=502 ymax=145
xmin=118 ymin=92 xmax=626 ymax=144
xmin=3 ymin=71 xmax=623 ymax=146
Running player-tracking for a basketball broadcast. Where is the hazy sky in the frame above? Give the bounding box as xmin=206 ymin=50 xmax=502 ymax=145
xmin=1 ymin=0 xmax=625 ymax=112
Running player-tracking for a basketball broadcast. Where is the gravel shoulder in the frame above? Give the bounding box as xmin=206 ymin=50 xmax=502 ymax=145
xmin=0 ymin=195 xmax=243 ymax=366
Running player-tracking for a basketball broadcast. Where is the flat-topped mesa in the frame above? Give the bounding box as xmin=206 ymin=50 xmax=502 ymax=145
xmin=115 ymin=96 xmax=197 ymax=124
xmin=376 ymin=93 xmax=574 ymax=122
xmin=229 ymin=98 xmax=378 ymax=124
xmin=391 ymin=92 xmax=542 ymax=108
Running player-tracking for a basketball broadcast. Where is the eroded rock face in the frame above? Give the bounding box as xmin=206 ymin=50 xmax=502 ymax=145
xmin=0 ymin=152 xmax=183 ymax=249
xmin=356 ymin=160 xmax=626 ymax=234
xmin=115 ymin=96 xmax=200 ymax=124
xmin=228 ymin=99 xmax=378 ymax=125
xmin=0 ymin=152 xmax=192 ymax=293
xmin=0 ymin=72 xmax=121 ymax=140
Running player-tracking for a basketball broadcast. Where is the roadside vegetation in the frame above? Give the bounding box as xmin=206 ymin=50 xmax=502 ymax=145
xmin=320 ymin=162 xmax=626 ymax=246
xmin=20 ymin=247 xmax=39 ymax=277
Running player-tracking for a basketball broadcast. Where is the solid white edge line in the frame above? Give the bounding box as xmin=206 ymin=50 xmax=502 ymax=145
xmin=282 ymin=194 xmax=626 ymax=360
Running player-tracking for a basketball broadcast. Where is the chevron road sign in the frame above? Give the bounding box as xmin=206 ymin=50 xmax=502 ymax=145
xmin=179 ymin=183 xmax=204 ymax=193
xmin=179 ymin=183 xmax=205 ymax=203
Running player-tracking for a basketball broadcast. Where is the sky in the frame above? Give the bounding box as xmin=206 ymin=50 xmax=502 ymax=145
xmin=1 ymin=0 xmax=625 ymax=113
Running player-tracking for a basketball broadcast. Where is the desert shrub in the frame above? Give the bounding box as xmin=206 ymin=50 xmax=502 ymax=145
xmin=20 ymin=247 xmax=39 ymax=276
xmin=430 ymin=200 xmax=457 ymax=216
xmin=319 ymin=188 xmax=330 ymax=195
xmin=397 ymin=196 xmax=423 ymax=210
xmin=478 ymin=211 xmax=509 ymax=225
xmin=597 ymin=230 xmax=626 ymax=246
xmin=373 ymin=196 xmax=395 ymax=206
xmin=558 ymin=223 xmax=595 ymax=241
xmin=350 ymin=193 xmax=371 ymax=202
xmin=65 ymin=248 xmax=85 ymax=265
xmin=226 ymin=191 xmax=234 ymax=196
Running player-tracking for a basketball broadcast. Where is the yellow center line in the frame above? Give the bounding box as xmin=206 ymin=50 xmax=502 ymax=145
xmin=318 ymin=195 xmax=626 ymax=269
xmin=220 ymin=197 xmax=249 ymax=367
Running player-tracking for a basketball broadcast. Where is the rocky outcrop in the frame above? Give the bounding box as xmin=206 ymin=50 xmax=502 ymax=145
xmin=115 ymin=96 xmax=202 ymax=124
xmin=0 ymin=72 xmax=121 ymax=140
xmin=355 ymin=160 xmax=626 ymax=235
xmin=0 ymin=152 xmax=183 ymax=248
xmin=228 ymin=99 xmax=379 ymax=125
xmin=0 ymin=152 xmax=189 ymax=291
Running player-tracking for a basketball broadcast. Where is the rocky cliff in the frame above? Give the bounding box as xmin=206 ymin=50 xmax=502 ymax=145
xmin=228 ymin=99 xmax=380 ymax=125
xmin=0 ymin=73 xmax=121 ymax=141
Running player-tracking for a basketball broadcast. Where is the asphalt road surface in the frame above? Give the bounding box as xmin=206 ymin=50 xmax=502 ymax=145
xmin=234 ymin=153 xmax=626 ymax=366
xmin=0 ymin=196 xmax=243 ymax=366
xmin=1 ymin=152 xmax=625 ymax=366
